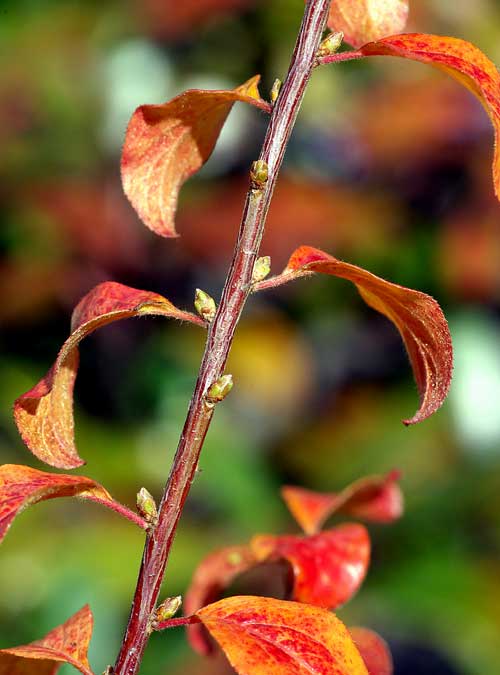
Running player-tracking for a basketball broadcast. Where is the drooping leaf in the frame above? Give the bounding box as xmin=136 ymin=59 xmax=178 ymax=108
xmin=251 ymin=524 xmax=370 ymax=609
xmin=254 ymin=246 xmax=453 ymax=425
xmin=121 ymin=76 xmax=271 ymax=237
xmin=0 ymin=464 xmax=147 ymax=544
xmin=196 ymin=595 xmax=369 ymax=675
xmin=322 ymin=34 xmax=500 ymax=201
xmin=0 ymin=605 xmax=94 ymax=675
xmin=328 ymin=0 xmax=408 ymax=48
xmin=14 ymin=282 xmax=204 ymax=469
xmin=184 ymin=545 xmax=257 ymax=655
xmin=282 ymin=470 xmax=403 ymax=535
xmin=350 ymin=627 xmax=393 ymax=675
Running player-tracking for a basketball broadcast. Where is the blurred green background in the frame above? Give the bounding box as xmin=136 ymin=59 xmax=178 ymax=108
xmin=1 ymin=1 xmax=500 ymax=673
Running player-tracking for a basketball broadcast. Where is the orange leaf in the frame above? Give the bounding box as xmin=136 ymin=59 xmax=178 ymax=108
xmin=0 ymin=464 xmax=147 ymax=544
xmin=251 ymin=524 xmax=370 ymax=609
xmin=328 ymin=0 xmax=408 ymax=48
xmin=196 ymin=595 xmax=369 ymax=675
xmin=350 ymin=627 xmax=393 ymax=675
xmin=14 ymin=282 xmax=204 ymax=469
xmin=255 ymin=246 xmax=453 ymax=425
xmin=0 ymin=605 xmax=94 ymax=675
xmin=282 ymin=470 xmax=403 ymax=535
xmin=121 ymin=76 xmax=271 ymax=237
xmin=358 ymin=34 xmax=500 ymax=201
xmin=184 ymin=545 xmax=257 ymax=655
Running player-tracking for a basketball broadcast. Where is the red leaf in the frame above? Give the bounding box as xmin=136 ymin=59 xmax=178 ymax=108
xmin=255 ymin=246 xmax=453 ymax=425
xmin=328 ymin=0 xmax=408 ymax=48
xmin=184 ymin=545 xmax=257 ymax=655
xmin=350 ymin=627 xmax=393 ymax=675
xmin=196 ymin=595 xmax=369 ymax=675
xmin=0 ymin=464 xmax=147 ymax=544
xmin=0 ymin=605 xmax=94 ymax=675
xmin=121 ymin=76 xmax=271 ymax=237
xmin=282 ymin=470 xmax=404 ymax=535
xmin=357 ymin=34 xmax=500 ymax=201
xmin=251 ymin=524 xmax=370 ymax=609
xmin=14 ymin=282 xmax=203 ymax=469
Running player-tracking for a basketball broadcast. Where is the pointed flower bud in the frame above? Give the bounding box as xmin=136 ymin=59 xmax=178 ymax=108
xmin=270 ymin=78 xmax=282 ymax=104
xmin=206 ymin=374 xmax=234 ymax=404
xmin=252 ymin=256 xmax=271 ymax=283
xmin=137 ymin=487 xmax=158 ymax=525
xmin=250 ymin=160 xmax=269 ymax=188
xmin=194 ymin=288 xmax=216 ymax=322
xmin=155 ymin=595 xmax=182 ymax=624
xmin=318 ymin=31 xmax=344 ymax=57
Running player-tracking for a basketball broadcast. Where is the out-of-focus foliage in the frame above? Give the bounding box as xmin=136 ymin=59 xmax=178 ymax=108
xmin=1 ymin=1 xmax=500 ymax=675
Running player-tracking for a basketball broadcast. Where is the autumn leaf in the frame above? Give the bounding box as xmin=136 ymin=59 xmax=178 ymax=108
xmin=282 ymin=470 xmax=403 ymax=535
xmin=0 ymin=464 xmax=147 ymax=544
xmin=184 ymin=545 xmax=257 ymax=655
xmin=197 ymin=595 xmax=369 ymax=675
xmin=14 ymin=282 xmax=204 ymax=469
xmin=0 ymin=605 xmax=94 ymax=675
xmin=251 ymin=524 xmax=370 ymax=609
xmin=350 ymin=628 xmax=393 ymax=675
xmin=254 ymin=246 xmax=453 ymax=425
xmin=328 ymin=0 xmax=408 ymax=48
xmin=121 ymin=76 xmax=271 ymax=237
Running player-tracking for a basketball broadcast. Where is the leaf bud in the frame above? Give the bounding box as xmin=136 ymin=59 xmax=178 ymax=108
xmin=317 ymin=31 xmax=344 ymax=57
xmin=102 ymin=668 xmax=113 ymax=675
xmin=194 ymin=288 xmax=217 ymax=322
xmin=250 ymin=160 xmax=269 ymax=188
xmin=206 ymin=374 xmax=234 ymax=404
xmin=136 ymin=487 xmax=158 ymax=525
xmin=270 ymin=78 xmax=282 ymax=105
xmin=155 ymin=595 xmax=182 ymax=623
xmin=252 ymin=256 xmax=271 ymax=283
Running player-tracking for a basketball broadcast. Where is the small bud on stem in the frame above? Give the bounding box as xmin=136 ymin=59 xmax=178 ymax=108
xmin=250 ymin=160 xmax=269 ymax=189
xmin=252 ymin=256 xmax=271 ymax=283
xmin=317 ymin=31 xmax=344 ymax=57
xmin=194 ymin=288 xmax=217 ymax=323
xmin=270 ymin=78 xmax=282 ymax=104
xmin=136 ymin=488 xmax=158 ymax=526
xmin=154 ymin=595 xmax=182 ymax=625
xmin=206 ymin=374 xmax=234 ymax=404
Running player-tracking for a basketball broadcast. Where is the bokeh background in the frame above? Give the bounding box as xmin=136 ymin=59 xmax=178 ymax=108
xmin=1 ymin=1 xmax=500 ymax=673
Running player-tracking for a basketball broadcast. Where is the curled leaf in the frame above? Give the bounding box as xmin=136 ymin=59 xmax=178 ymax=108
xmin=184 ymin=545 xmax=257 ymax=655
xmin=0 ymin=605 xmax=94 ymax=675
xmin=255 ymin=246 xmax=453 ymax=425
xmin=328 ymin=0 xmax=408 ymax=48
xmin=0 ymin=464 xmax=147 ymax=544
xmin=282 ymin=470 xmax=403 ymax=535
xmin=121 ymin=76 xmax=271 ymax=237
xmin=322 ymin=34 xmax=500 ymax=200
xmin=197 ymin=595 xmax=369 ymax=675
xmin=14 ymin=282 xmax=203 ymax=469
xmin=251 ymin=524 xmax=370 ymax=609
xmin=350 ymin=627 xmax=393 ymax=675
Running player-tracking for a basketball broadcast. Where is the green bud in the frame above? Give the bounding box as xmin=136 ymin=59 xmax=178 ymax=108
xmin=252 ymin=256 xmax=271 ymax=283
xmin=206 ymin=374 xmax=234 ymax=404
xmin=318 ymin=31 xmax=344 ymax=57
xmin=270 ymin=78 xmax=282 ymax=104
xmin=194 ymin=288 xmax=216 ymax=322
xmin=250 ymin=160 xmax=269 ymax=188
xmin=155 ymin=595 xmax=182 ymax=623
xmin=137 ymin=487 xmax=158 ymax=525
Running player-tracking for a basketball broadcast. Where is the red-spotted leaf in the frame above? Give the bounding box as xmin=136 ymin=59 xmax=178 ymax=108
xmin=14 ymin=282 xmax=204 ymax=469
xmin=0 ymin=605 xmax=94 ymax=675
xmin=0 ymin=464 xmax=147 ymax=544
xmin=322 ymin=34 xmax=500 ymax=200
xmin=121 ymin=76 xmax=271 ymax=237
xmin=328 ymin=0 xmax=408 ymax=48
xmin=255 ymin=246 xmax=452 ymax=425
xmin=282 ymin=470 xmax=403 ymax=535
xmin=184 ymin=545 xmax=257 ymax=655
xmin=350 ymin=627 xmax=393 ymax=675
xmin=196 ymin=595 xmax=369 ymax=675
xmin=251 ymin=524 xmax=370 ymax=609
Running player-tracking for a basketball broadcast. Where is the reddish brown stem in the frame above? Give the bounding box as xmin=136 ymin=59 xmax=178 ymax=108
xmin=317 ymin=49 xmax=364 ymax=65
xmin=113 ymin=2 xmax=330 ymax=673
xmin=154 ymin=615 xmax=200 ymax=632
xmin=84 ymin=495 xmax=148 ymax=531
